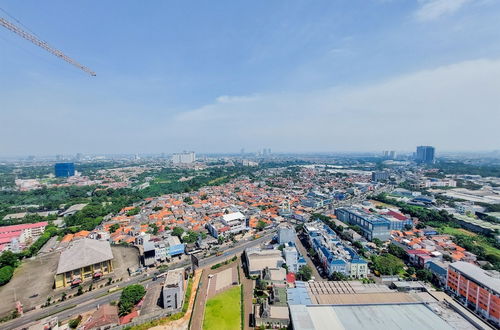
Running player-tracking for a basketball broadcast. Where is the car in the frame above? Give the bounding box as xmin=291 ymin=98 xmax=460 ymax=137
xmin=29 ymin=294 xmax=39 ymax=299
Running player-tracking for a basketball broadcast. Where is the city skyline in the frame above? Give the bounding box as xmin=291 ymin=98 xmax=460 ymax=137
xmin=1 ymin=1 xmax=500 ymax=154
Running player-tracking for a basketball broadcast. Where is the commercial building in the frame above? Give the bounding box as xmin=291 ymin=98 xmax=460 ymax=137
xmin=54 ymin=238 xmax=114 ymax=288
xmin=162 ymin=268 xmax=185 ymax=313
xmin=207 ymin=211 xmax=247 ymax=238
xmin=0 ymin=221 xmax=48 ymax=251
xmin=416 ymin=146 xmax=435 ymax=164
xmin=172 ymin=151 xmax=196 ymax=164
xmin=245 ymin=247 xmax=285 ymax=277
xmin=284 ymin=246 xmax=299 ymax=273
xmin=289 ymin=303 xmax=453 ymax=330
xmin=447 ymin=261 xmax=500 ymax=326
xmin=335 ymin=208 xmax=391 ymax=241
xmin=372 ymin=171 xmax=389 ymax=182
xmin=54 ymin=162 xmax=75 ymax=177
xmin=277 ymin=224 xmax=296 ymax=245
xmin=304 ymin=220 xmax=368 ymax=278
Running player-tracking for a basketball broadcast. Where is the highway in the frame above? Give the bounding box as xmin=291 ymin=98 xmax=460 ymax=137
xmin=6 ymin=232 xmax=275 ymax=329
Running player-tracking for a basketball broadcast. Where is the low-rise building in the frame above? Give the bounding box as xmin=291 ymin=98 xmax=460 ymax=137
xmin=0 ymin=221 xmax=48 ymax=251
xmin=245 ymin=247 xmax=285 ymax=277
xmin=277 ymin=224 xmax=296 ymax=245
xmin=304 ymin=220 xmax=368 ymax=278
xmin=54 ymin=238 xmax=114 ymax=288
xmin=447 ymin=261 xmax=500 ymax=327
xmin=335 ymin=207 xmax=391 ymax=241
xmin=162 ymin=268 xmax=185 ymax=313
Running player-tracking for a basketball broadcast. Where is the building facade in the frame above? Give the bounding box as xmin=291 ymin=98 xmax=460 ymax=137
xmin=416 ymin=146 xmax=435 ymax=164
xmin=54 ymin=162 xmax=75 ymax=177
xmin=335 ymin=208 xmax=391 ymax=241
xmin=447 ymin=261 xmax=500 ymax=327
xmin=172 ymin=152 xmax=196 ymax=164
xmin=162 ymin=268 xmax=185 ymax=313
xmin=55 ymin=239 xmax=114 ymax=288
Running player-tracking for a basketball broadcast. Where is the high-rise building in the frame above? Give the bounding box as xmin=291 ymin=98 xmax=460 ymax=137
xmin=172 ymin=151 xmax=196 ymax=164
xmin=55 ymin=163 xmax=75 ymax=177
xmin=415 ymin=146 xmax=435 ymax=164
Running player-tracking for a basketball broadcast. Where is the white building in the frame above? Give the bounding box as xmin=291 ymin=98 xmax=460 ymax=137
xmin=221 ymin=212 xmax=247 ymax=234
xmin=172 ymin=151 xmax=196 ymax=164
xmin=284 ymin=246 xmax=299 ymax=273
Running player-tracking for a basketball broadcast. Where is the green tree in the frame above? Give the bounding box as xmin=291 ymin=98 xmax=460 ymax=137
xmin=109 ymin=223 xmax=120 ymax=233
xmin=330 ymin=271 xmax=348 ymax=281
xmin=256 ymin=220 xmax=266 ymax=231
xmin=416 ymin=269 xmax=433 ymax=282
xmin=297 ymin=265 xmax=313 ymax=281
xmin=126 ymin=207 xmax=140 ymax=216
xmin=172 ymin=226 xmax=184 ymax=238
xmin=0 ymin=251 xmax=18 ymax=268
xmin=0 ymin=266 xmax=14 ymax=285
xmin=372 ymin=254 xmax=404 ymax=275
xmin=387 ymin=244 xmax=407 ymax=259
xmin=372 ymin=238 xmax=383 ymax=248
xmin=119 ymin=284 xmax=146 ymax=316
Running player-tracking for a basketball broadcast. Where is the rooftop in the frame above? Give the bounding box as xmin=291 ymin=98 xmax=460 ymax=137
xmin=56 ymin=238 xmax=114 ymax=274
xmin=451 ymin=261 xmax=500 ymax=294
xmin=289 ymin=303 xmax=454 ymax=330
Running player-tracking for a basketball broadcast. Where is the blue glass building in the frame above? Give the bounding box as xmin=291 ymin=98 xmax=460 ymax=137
xmin=54 ymin=162 xmax=75 ymax=177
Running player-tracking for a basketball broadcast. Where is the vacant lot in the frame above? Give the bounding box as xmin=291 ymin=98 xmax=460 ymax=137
xmin=0 ymin=245 xmax=139 ymax=317
xmin=111 ymin=245 xmax=140 ymax=279
xmin=203 ymin=285 xmax=241 ymax=330
xmin=0 ymin=251 xmax=59 ymax=315
xmin=440 ymin=226 xmax=476 ymax=237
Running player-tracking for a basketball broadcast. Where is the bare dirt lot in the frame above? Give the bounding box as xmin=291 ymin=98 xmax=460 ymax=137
xmin=0 ymin=251 xmax=59 ymax=315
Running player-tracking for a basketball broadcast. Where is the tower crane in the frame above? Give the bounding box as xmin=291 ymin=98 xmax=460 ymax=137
xmin=0 ymin=16 xmax=96 ymax=76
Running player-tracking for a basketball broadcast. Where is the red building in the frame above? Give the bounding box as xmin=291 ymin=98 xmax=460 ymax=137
xmin=447 ymin=261 xmax=500 ymax=327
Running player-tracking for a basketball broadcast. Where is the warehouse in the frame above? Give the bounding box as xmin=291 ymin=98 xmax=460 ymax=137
xmin=54 ymin=238 xmax=114 ymax=288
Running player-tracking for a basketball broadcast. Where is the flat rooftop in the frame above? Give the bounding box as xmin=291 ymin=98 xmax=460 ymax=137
xmin=290 ymin=303 xmax=454 ymax=330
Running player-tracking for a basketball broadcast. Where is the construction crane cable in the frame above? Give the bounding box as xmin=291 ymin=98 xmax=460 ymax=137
xmin=0 ymin=10 xmax=96 ymax=76
xmin=0 ymin=7 xmax=44 ymax=41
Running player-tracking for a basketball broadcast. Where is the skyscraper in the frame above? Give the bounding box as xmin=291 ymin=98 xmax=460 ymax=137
xmin=415 ymin=146 xmax=435 ymax=164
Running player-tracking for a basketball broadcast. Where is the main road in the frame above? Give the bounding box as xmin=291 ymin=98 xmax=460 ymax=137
xmin=5 ymin=232 xmax=275 ymax=330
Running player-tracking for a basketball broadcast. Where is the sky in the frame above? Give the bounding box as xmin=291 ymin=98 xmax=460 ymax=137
xmin=1 ymin=0 xmax=500 ymax=155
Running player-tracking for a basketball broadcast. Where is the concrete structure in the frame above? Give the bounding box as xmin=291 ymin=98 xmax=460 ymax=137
xmin=162 ymin=268 xmax=185 ymax=312
xmin=416 ymin=146 xmax=435 ymax=164
xmin=54 ymin=162 xmax=75 ymax=177
xmin=447 ymin=261 xmax=500 ymax=326
xmin=277 ymin=224 xmax=296 ymax=245
xmin=372 ymin=171 xmax=389 ymax=182
xmin=172 ymin=151 xmax=196 ymax=164
xmin=207 ymin=211 xmax=247 ymax=238
xmin=54 ymin=239 xmax=114 ymax=288
xmin=289 ymin=303 xmax=453 ymax=330
xmin=336 ymin=207 xmax=391 ymax=241
xmin=284 ymin=246 xmax=299 ymax=273
xmin=245 ymin=247 xmax=284 ymax=277
xmin=0 ymin=221 xmax=48 ymax=251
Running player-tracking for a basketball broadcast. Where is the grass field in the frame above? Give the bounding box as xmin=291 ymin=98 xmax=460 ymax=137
xmin=203 ymin=285 xmax=241 ymax=330
xmin=440 ymin=226 xmax=477 ymax=237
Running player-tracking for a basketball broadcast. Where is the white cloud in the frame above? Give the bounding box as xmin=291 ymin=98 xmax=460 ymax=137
xmin=415 ymin=0 xmax=472 ymax=21
xmin=166 ymin=58 xmax=500 ymax=152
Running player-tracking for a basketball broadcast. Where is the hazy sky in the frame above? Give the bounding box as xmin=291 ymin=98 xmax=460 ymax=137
xmin=1 ymin=0 xmax=500 ymax=155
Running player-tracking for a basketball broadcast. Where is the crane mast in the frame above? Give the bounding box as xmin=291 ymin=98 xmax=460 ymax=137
xmin=0 ymin=17 xmax=96 ymax=76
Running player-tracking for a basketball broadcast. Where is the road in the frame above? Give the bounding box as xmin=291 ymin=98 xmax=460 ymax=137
xmin=5 ymin=232 xmax=275 ymax=330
